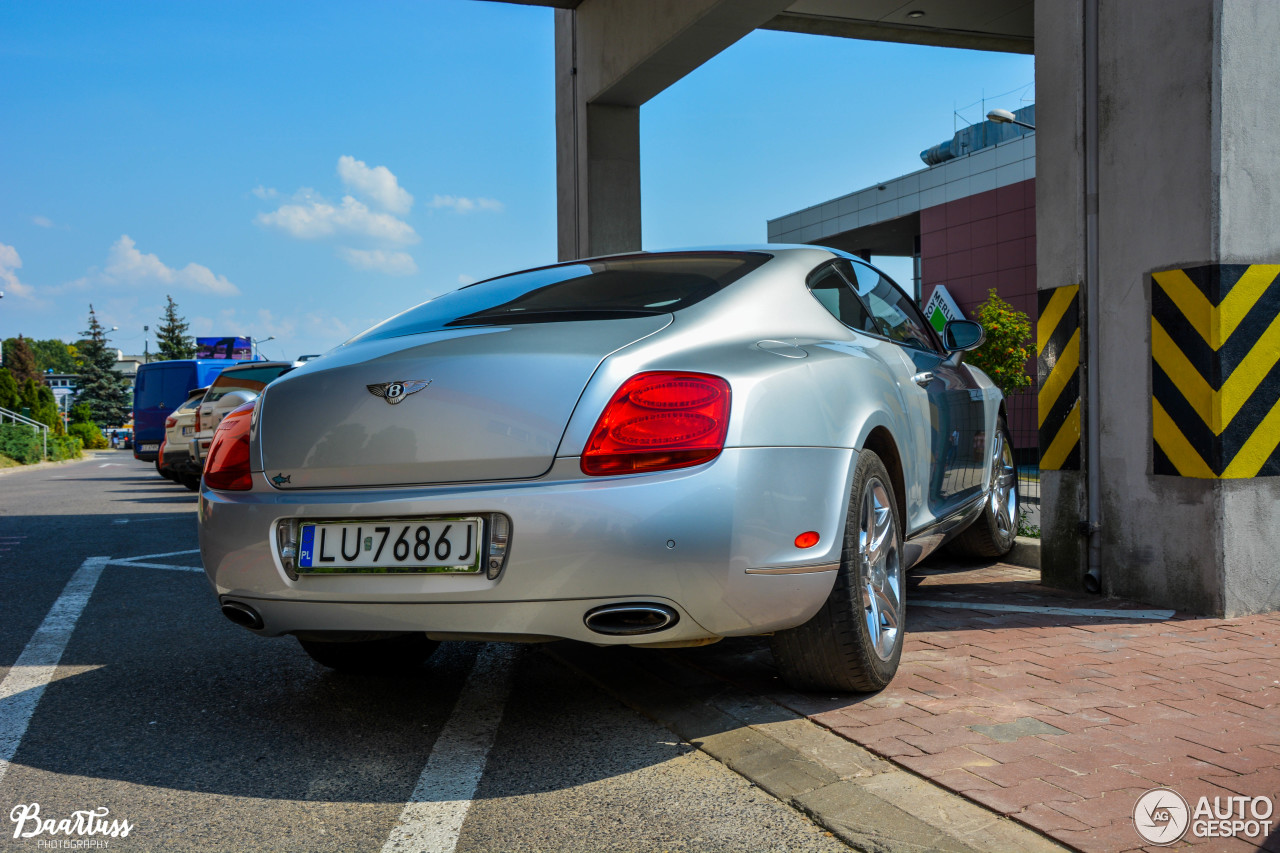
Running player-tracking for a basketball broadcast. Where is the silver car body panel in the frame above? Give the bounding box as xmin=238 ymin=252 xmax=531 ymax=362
xmin=258 ymin=316 xmax=671 ymax=488
xmin=200 ymin=246 xmax=1005 ymax=644
xmin=201 ymin=448 xmax=854 ymax=640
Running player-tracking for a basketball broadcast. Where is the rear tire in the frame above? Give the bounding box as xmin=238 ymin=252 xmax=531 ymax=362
xmin=181 ymin=473 xmax=200 ymax=491
xmin=770 ymin=449 xmax=905 ymax=693
xmin=297 ymin=633 xmax=439 ymax=674
xmin=947 ymin=418 xmax=1018 ymax=559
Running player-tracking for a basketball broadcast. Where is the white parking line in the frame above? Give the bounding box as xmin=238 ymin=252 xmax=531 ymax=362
xmin=114 ymin=549 xmax=201 ymax=561
xmin=111 ymin=561 xmax=204 ymax=572
xmin=0 ymin=557 xmax=108 ymax=788
xmin=381 ymin=645 xmax=516 ymax=853
xmin=108 ymin=549 xmax=203 ymax=571
xmin=0 ymin=549 xmax=207 ymax=788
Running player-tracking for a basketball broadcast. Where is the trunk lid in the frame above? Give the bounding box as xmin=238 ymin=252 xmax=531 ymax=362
xmin=258 ymin=316 xmax=670 ymax=488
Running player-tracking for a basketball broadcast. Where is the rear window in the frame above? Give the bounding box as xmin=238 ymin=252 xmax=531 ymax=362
xmin=205 ymin=365 xmax=290 ymax=402
xmin=346 ymin=251 xmax=770 ymax=344
xmin=178 ymin=391 xmax=205 ymax=412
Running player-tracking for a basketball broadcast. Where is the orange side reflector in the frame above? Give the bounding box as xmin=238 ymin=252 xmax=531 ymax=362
xmin=794 ymin=531 xmax=820 ymax=549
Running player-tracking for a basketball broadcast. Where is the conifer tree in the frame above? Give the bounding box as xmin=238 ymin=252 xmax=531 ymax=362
xmin=3 ymin=335 xmax=43 ymax=385
xmin=75 ymin=306 xmax=131 ymax=427
xmin=155 ymin=294 xmax=196 ymax=359
xmin=0 ymin=368 xmax=20 ymax=410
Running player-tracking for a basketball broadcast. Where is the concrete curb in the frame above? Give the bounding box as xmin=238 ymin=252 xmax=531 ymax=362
xmin=1005 ymin=535 xmax=1041 ymax=569
xmin=547 ymin=644 xmax=1068 ymax=853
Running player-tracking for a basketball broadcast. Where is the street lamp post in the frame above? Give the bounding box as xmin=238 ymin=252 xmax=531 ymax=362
xmin=986 ymin=108 xmax=1036 ymax=131
xmin=144 ymin=325 xmax=149 ymax=364
xmin=252 ymin=336 xmax=274 ymax=360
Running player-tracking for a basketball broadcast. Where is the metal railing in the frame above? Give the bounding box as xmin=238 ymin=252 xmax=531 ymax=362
xmin=0 ymin=406 xmax=49 ymax=460
xmin=1005 ymin=389 xmax=1040 ymax=536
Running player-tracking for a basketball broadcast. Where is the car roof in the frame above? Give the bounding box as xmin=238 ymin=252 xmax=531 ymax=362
xmin=215 ymin=361 xmax=292 ymax=373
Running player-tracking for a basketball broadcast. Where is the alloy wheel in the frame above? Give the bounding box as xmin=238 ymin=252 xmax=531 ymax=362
xmin=858 ymin=477 xmax=902 ymax=661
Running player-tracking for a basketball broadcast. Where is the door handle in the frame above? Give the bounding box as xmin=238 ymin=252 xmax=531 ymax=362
xmin=912 ymin=371 xmax=934 ymax=387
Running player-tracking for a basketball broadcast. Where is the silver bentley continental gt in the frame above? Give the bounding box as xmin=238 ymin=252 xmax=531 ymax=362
xmin=198 ymin=246 xmax=1017 ymax=691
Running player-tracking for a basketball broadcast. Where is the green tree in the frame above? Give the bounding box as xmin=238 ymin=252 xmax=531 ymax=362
xmin=2 ymin=335 xmax=43 ymax=385
xmin=26 ymin=338 xmax=79 ymax=373
xmin=965 ymin=289 xmax=1034 ymax=398
xmin=155 ymin=294 xmax=196 ymax=360
xmin=75 ymin=305 xmax=131 ymax=427
xmin=20 ymin=379 xmax=63 ymax=435
xmin=0 ymin=368 xmax=20 ymax=410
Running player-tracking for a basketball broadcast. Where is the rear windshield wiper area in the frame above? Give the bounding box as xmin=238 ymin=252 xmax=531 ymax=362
xmin=445 ymin=308 xmax=670 ymax=327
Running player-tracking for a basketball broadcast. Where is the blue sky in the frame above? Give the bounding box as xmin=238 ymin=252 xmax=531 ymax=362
xmin=0 ymin=1 xmax=1033 ymax=361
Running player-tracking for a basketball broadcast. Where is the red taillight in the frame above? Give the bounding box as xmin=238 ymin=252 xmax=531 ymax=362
xmin=581 ymin=372 xmax=731 ymax=476
xmin=194 ymin=409 xmax=202 ymax=433
xmin=164 ymin=416 xmax=177 ymax=429
xmin=203 ymin=401 xmax=255 ymax=491
xmin=158 ymin=440 xmax=167 ymax=468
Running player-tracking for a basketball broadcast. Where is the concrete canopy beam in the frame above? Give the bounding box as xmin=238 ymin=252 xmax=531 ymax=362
xmin=556 ymin=0 xmax=792 ymax=260
xmin=575 ymin=0 xmax=796 ymax=107
xmin=761 ymin=12 xmax=1033 ymax=55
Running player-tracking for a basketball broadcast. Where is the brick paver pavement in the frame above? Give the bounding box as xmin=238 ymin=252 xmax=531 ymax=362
xmin=737 ymin=561 xmax=1280 ymax=852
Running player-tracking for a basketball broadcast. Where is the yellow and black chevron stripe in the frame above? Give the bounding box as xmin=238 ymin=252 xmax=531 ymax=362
xmin=1038 ymin=284 xmax=1081 ymax=471
xmin=1152 ymin=264 xmax=1280 ymax=478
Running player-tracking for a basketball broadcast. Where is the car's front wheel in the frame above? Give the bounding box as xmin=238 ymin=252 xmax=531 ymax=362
xmin=770 ymin=449 xmax=905 ymax=692
xmin=946 ymin=417 xmax=1018 ymax=558
xmin=297 ymin=633 xmax=440 ymax=674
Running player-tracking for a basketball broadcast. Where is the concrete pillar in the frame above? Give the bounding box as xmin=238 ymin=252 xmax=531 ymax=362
xmin=554 ymin=0 xmax=792 ymax=260
xmin=1036 ymin=0 xmax=1280 ymax=616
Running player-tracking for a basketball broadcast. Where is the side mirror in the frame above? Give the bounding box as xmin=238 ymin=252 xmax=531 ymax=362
xmin=943 ymin=319 xmax=985 ymax=352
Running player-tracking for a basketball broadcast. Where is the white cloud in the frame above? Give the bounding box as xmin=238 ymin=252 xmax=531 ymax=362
xmin=0 ymin=243 xmax=36 ymax=298
xmin=103 ymin=235 xmax=240 ymax=296
xmin=32 ymin=215 xmax=55 ymax=228
xmin=255 ymin=308 xmax=296 ymax=340
xmin=337 ymin=248 xmax=418 ymax=276
xmin=304 ymin=312 xmax=351 ymax=342
xmin=429 ymin=195 xmax=504 ymax=214
xmin=251 ymin=185 xmax=278 ymax=200
xmin=338 ymin=156 xmax=413 ymax=215
xmin=256 ymin=194 xmax=418 ymax=245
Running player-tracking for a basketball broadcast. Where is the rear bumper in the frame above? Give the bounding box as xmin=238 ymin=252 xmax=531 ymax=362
xmin=199 ymin=447 xmax=856 ymax=643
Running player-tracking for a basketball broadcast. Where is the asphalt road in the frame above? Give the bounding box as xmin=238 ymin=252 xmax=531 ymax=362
xmin=0 ymin=453 xmax=854 ymax=853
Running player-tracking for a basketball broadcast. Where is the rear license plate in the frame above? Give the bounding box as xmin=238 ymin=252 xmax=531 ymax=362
xmin=297 ymin=519 xmax=482 ymax=574
xmin=139 ymin=443 xmax=160 ymax=452
xmin=181 ymin=426 xmax=193 ymax=436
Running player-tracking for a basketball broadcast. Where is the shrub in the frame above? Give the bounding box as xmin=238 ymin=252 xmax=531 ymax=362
xmin=69 ymin=421 xmax=108 ymax=449
xmin=49 ymin=435 xmax=83 ymax=461
xmin=0 ymin=424 xmax=84 ymax=463
xmin=0 ymin=423 xmax=43 ymax=464
xmin=966 ymin=289 xmax=1034 ymax=398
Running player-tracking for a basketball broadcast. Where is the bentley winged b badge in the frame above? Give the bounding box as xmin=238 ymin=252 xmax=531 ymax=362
xmin=367 ymin=379 xmax=432 ymax=404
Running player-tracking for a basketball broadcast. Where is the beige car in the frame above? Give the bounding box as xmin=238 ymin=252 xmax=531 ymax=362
xmin=190 ymin=362 xmax=292 ymax=464
xmin=158 ymin=386 xmax=207 ymax=490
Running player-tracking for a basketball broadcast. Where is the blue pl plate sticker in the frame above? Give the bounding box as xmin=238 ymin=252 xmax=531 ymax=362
xmin=298 ymin=526 xmax=315 ymax=568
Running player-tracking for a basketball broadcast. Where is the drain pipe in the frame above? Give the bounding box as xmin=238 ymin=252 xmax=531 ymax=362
xmin=1082 ymin=0 xmax=1103 ymax=594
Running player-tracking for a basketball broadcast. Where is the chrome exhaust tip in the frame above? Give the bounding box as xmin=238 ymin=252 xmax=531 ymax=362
xmin=584 ymin=603 xmax=679 ymax=636
xmin=220 ymin=600 xmax=265 ymax=631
